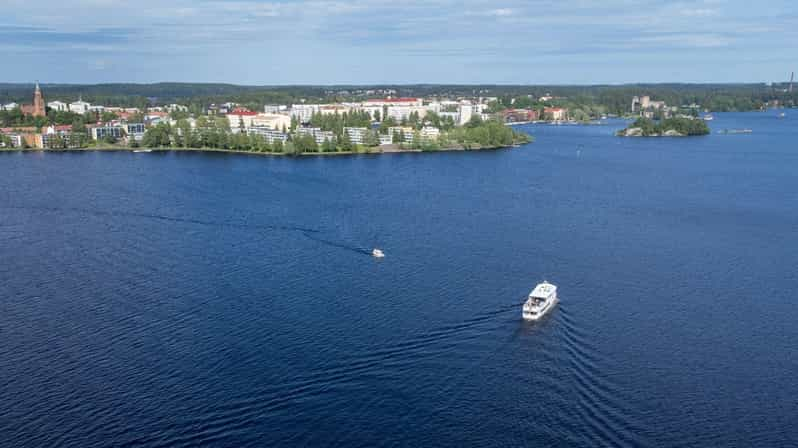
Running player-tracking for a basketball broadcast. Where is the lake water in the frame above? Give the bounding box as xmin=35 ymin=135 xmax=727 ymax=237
xmin=1 ymin=111 xmax=797 ymax=447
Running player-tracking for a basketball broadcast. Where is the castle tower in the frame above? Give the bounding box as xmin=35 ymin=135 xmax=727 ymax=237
xmin=33 ymin=82 xmax=46 ymax=117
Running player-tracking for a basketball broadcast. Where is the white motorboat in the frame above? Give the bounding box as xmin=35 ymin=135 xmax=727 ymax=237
xmin=522 ymin=281 xmax=558 ymax=321
xmin=372 ymin=248 xmax=385 ymax=258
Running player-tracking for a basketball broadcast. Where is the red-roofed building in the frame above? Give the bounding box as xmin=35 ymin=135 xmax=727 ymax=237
xmin=503 ymin=109 xmax=539 ymax=123
xmin=227 ymin=109 xmax=261 ymax=131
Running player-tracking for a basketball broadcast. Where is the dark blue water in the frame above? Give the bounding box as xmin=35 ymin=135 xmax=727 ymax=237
xmin=1 ymin=111 xmax=797 ymax=447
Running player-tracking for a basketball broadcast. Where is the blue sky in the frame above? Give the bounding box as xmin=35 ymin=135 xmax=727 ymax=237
xmin=2 ymin=0 xmax=796 ymax=84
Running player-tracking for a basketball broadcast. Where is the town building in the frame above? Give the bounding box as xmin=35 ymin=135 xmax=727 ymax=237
xmin=69 ymin=99 xmax=91 ymax=114
xmin=0 ymin=131 xmax=23 ymax=147
xmin=388 ymin=126 xmax=416 ymax=143
xmin=165 ymin=104 xmax=188 ymax=113
xmin=420 ymin=126 xmax=441 ymax=140
xmin=252 ymin=113 xmax=292 ymax=132
xmin=90 ymin=125 xmax=125 ymax=141
xmin=364 ymin=98 xmax=423 ymax=107
xmin=20 ymin=83 xmax=46 ymax=117
xmin=378 ymin=134 xmax=393 ymax=146
xmin=344 ymin=127 xmax=369 ymax=145
xmin=248 ymin=127 xmax=289 ymax=144
xmin=227 ymin=109 xmax=259 ymax=131
xmin=126 ymin=123 xmax=146 ymax=141
xmin=290 ymin=104 xmax=321 ymax=123
xmin=503 ymin=109 xmax=540 ymax=123
xmin=36 ymin=125 xmax=77 ymax=148
xmin=544 ymin=107 xmax=568 ymax=121
xmin=297 ymin=127 xmax=335 ymax=145
xmin=263 ymin=105 xmax=288 ymax=114
xmin=47 ymin=100 xmax=68 ymax=112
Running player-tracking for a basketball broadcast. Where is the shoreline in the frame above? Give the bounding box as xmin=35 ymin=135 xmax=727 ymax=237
xmin=0 ymin=142 xmax=524 ymax=157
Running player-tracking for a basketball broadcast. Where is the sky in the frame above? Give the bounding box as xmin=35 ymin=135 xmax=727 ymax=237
xmin=1 ymin=0 xmax=796 ymax=85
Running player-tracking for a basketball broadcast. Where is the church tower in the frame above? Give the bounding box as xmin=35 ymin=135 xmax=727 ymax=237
xmin=33 ymin=82 xmax=45 ymax=117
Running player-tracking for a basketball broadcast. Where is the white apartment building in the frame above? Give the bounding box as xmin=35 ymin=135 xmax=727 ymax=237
xmin=252 ymin=113 xmax=292 ymax=132
xmin=47 ymin=101 xmax=68 ymax=112
xmin=69 ymin=100 xmax=91 ymax=114
xmin=290 ymin=104 xmax=321 ymax=123
xmin=165 ymin=104 xmax=188 ymax=113
xmin=248 ymin=127 xmax=289 ymax=144
xmin=379 ymin=134 xmax=393 ymax=146
xmin=226 ymin=110 xmax=259 ymax=131
xmin=388 ymin=126 xmax=416 ymax=143
xmin=263 ymin=105 xmax=288 ymax=113
xmin=297 ymin=127 xmax=335 ymax=145
xmin=344 ymin=127 xmax=369 ymax=145
xmin=420 ymin=126 xmax=441 ymax=140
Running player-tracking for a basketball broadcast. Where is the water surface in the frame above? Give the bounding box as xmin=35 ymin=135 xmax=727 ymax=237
xmin=1 ymin=111 xmax=797 ymax=447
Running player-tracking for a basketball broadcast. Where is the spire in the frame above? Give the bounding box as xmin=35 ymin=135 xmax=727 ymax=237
xmin=35 ymin=80 xmax=40 ymax=92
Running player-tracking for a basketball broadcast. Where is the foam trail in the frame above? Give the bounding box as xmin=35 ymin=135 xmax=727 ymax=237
xmin=299 ymin=231 xmax=372 ymax=256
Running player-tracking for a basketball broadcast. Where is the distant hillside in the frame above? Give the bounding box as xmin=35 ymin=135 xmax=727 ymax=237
xmin=1 ymin=82 xmax=795 ymax=113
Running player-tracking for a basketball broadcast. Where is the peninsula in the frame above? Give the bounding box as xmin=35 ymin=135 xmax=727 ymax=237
xmin=1 ymin=85 xmax=529 ymax=154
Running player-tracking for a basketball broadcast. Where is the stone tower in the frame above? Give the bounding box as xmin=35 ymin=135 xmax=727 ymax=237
xmin=33 ymin=82 xmax=45 ymax=117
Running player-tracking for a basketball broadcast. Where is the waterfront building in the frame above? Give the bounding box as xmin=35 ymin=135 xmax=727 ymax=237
xmin=344 ymin=127 xmax=369 ymax=145
xmin=126 ymin=123 xmax=146 ymax=141
xmin=248 ymin=127 xmax=288 ymax=144
xmin=503 ymin=109 xmax=540 ymax=123
xmin=388 ymin=126 xmax=416 ymax=143
xmin=36 ymin=125 xmax=76 ymax=148
xmin=544 ymin=107 xmax=568 ymax=121
xmin=0 ymin=132 xmax=23 ymax=147
xmin=379 ymin=134 xmax=393 ymax=146
xmin=90 ymin=125 xmax=125 ymax=141
xmin=297 ymin=127 xmax=335 ymax=145
xmin=420 ymin=126 xmax=440 ymax=140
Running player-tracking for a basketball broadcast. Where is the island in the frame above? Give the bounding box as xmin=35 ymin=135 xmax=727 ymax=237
xmin=616 ymin=117 xmax=710 ymax=137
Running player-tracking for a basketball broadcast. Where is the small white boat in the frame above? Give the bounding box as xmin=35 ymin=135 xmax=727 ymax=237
xmin=522 ymin=281 xmax=558 ymax=321
xmin=372 ymin=248 xmax=385 ymax=258
xmin=133 ymin=149 xmax=152 ymax=153
xmin=703 ymin=114 xmax=715 ymax=121
xmin=779 ymin=112 xmax=786 ymax=118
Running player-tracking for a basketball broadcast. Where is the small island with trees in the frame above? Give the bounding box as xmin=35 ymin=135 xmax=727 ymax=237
xmin=616 ymin=117 xmax=711 ymax=137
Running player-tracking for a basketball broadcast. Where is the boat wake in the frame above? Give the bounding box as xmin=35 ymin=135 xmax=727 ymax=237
xmin=136 ymin=301 xmax=521 ymax=447
xmin=556 ymin=308 xmax=651 ymax=447
xmin=298 ymin=231 xmax=372 ymax=256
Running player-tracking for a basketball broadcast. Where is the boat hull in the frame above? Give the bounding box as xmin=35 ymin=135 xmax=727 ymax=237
xmin=522 ymin=295 xmax=558 ymax=321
